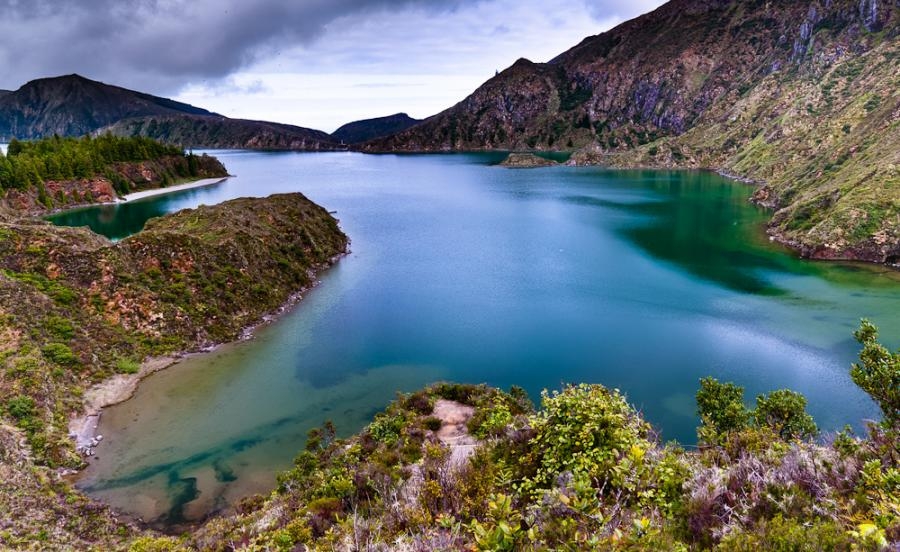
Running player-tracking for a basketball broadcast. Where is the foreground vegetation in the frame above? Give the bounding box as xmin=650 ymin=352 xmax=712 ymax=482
xmin=0 ymin=134 xmax=226 ymax=211
xmin=127 ymin=321 xmax=894 ymax=551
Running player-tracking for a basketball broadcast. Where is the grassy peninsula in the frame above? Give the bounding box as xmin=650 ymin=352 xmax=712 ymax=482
xmin=0 ymin=180 xmax=348 ymax=547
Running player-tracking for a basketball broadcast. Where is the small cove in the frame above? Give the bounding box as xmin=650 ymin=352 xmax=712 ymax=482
xmin=49 ymin=151 xmax=900 ymax=525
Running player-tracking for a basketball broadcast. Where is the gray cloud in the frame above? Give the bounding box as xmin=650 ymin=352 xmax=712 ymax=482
xmin=0 ymin=0 xmax=667 ymax=114
xmin=583 ymin=0 xmax=666 ymax=22
xmin=0 ymin=0 xmax=465 ymax=93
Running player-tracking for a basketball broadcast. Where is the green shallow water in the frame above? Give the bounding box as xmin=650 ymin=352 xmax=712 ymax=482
xmin=52 ymin=151 xmax=900 ymax=526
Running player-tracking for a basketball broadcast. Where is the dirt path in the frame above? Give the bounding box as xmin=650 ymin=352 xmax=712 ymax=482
xmin=432 ymin=399 xmax=478 ymax=466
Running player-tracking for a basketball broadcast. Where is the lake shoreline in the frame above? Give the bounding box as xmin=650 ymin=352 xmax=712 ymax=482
xmin=119 ymin=177 xmax=229 ymax=202
xmin=67 ymin=248 xmax=348 ymax=464
xmin=493 ymin=149 xmax=898 ymax=270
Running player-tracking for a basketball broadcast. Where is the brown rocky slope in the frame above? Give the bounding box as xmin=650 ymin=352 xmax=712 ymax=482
xmin=368 ymin=0 xmax=899 ymax=265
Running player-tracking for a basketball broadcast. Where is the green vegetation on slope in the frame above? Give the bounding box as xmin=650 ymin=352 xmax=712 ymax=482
xmin=373 ymin=0 xmax=899 ymax=265
xmin=0 ymin=194 xmax=347 ymax=549
xmin=166 ymin=322 xmax=898 ymax=551
xmin=602 ymin=34 xmax=900 ymax=264
xmin=0 ymin=134 xmax=227 ymax=211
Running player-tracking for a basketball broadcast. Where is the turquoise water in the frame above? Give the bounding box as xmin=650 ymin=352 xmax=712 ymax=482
xmin=58 ymin=151 xmax=899 ymax=525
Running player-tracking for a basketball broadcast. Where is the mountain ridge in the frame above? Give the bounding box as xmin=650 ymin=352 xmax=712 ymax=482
xmin=331 ymin=112 xmax=421 ymax=144
xmin=365 ymin=0 xmax=899 ymax=265
xmin=0 ymin=74 xmax=342 ymax=151
xmin=0 ymin=74 xmax=217 ymax=140
xmin=103 ymin=114 xmax=340 ymax=151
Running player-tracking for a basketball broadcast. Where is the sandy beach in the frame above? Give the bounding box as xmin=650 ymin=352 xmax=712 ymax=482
xmin=120 ymin=177 xmax=228 ymax=202
xmin=68 ymin=356 xmax=180 ymax=453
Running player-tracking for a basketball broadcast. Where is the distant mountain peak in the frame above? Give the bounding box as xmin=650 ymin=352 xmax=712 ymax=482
xmin=367 ymin=0 xmax=899 ymax=265
xmin=0 ymin=73 xmax=217 ymax=140
xmin=332 ymin=113 xmax=422 ymax=145
xmin=0 ymin=74 xmax=341 ymax=151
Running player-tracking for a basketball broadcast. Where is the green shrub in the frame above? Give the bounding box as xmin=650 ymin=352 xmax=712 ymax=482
xmin=367 ymin=413 xmax=406 ymax=445
xmin=753 ymin=389 xmax=817 ymax=440
xmin=41 ymin=342 xmax=78 ymax=366
xmin=423 ymin=416 xmax=442 ymax=431
xmin=851 ymin=320 xmax=900 ymax=426
xmin=6 ymin=395 xmax=36 ymax=420
xmin=716 ymin=516 xmax=855 ymax=551
xmin=115 ymin=358 xmax=141 ymax=374
xmin=696 ymin=377 xmax=750 ymax=444
xmin=524 ymin=384 xmax=650 ymax=492
xmin=469 ymin=397 xmax=513 ymax=438
xmin=43 ymin=315 xmax=75 ymax=340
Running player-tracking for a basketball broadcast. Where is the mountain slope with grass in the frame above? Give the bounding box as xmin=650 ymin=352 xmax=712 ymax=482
xmin=0 ymin=74 xmax=216 ymax=140
xmin=368 ymin=0 xmax=899 ymax=265
xmin=102 ymin=115 xmax=341 ymax=151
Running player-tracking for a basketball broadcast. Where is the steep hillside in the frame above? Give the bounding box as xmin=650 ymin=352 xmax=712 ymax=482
xmin=0 ymin=74 xmax=216 ymax=140
xmin=103 ymin=114 xmax=340 ymax=151
xmin=369 ymin=0 xmax=899 ymax=264
xmin=332 ymin=113 xmax=421 ymax=144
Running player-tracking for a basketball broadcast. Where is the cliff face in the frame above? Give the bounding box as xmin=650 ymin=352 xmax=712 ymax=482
xmin=370 ymin=0 xmax=897 ymax=153
xmin=369 ymin=0 xmax=899 ymax=264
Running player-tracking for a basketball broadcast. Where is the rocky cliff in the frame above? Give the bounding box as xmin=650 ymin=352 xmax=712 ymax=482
xmin=369 ymin=0 xmax=899 ymax=265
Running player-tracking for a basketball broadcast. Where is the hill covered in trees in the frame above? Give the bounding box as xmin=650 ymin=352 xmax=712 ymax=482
xmin=0 ymin=134 xmax=226 ymax=212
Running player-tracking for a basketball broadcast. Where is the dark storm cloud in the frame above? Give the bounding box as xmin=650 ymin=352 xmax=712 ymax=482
xmin=0 ymin=0 xmax=665 ymax=97
xmin=0 ymin=0 xmax=465 ymax=93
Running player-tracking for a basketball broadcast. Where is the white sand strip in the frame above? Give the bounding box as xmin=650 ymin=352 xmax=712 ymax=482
xmin=120 ymin=177 xmax=228 ymax=202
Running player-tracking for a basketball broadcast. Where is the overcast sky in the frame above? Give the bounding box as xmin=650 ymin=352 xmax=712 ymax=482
xmin=0 ymin=0 xmax=665 ymax=132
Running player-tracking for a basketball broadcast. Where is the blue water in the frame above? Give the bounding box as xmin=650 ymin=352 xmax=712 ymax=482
xmin=58 ymin=151 xmax=899 ymax=524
